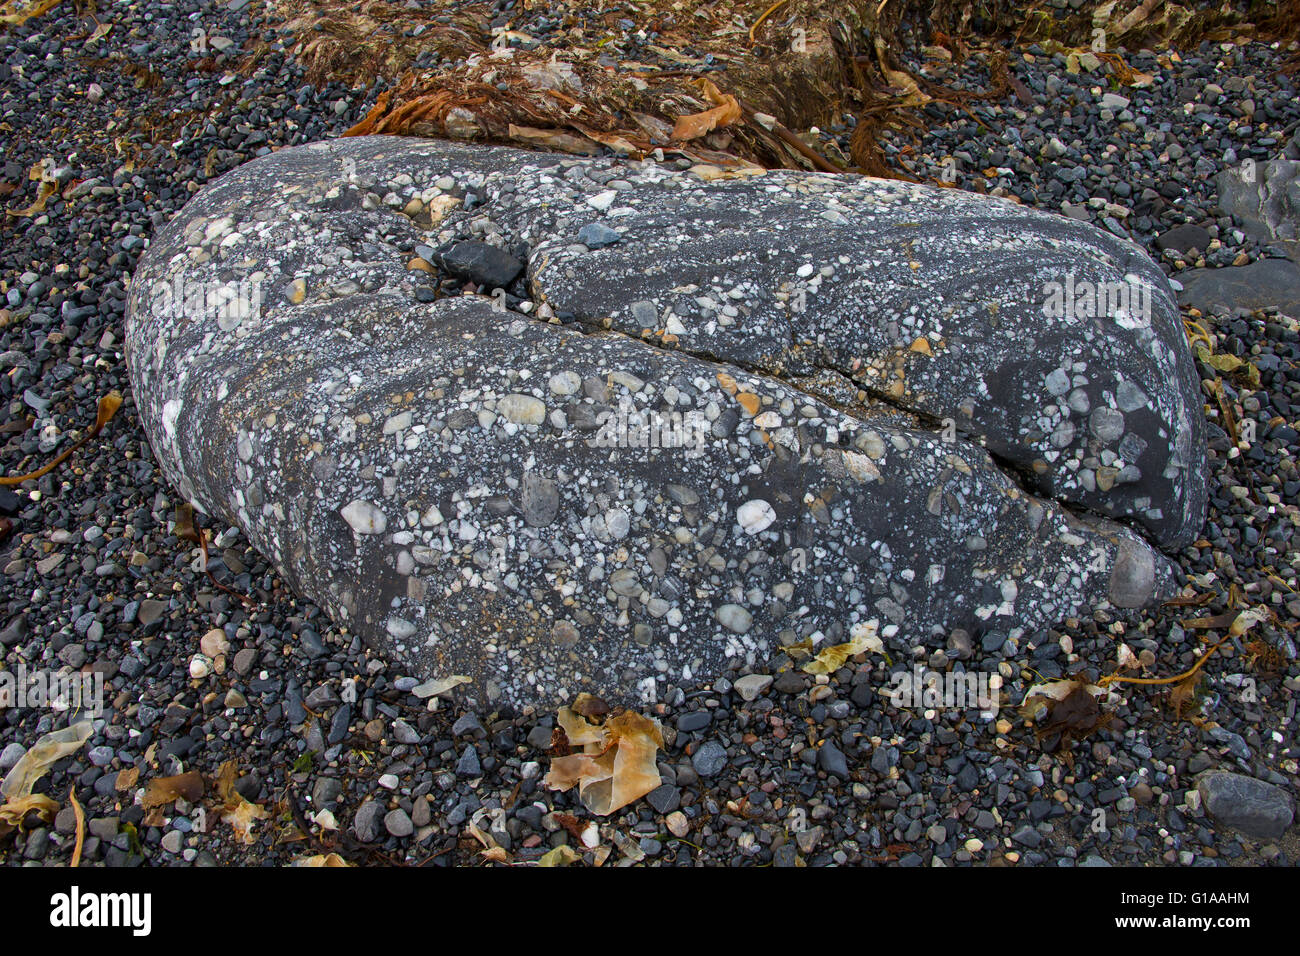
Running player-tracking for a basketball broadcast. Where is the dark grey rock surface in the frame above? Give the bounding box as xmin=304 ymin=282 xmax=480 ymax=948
xmin=125 ymin=135 xmax=1207 ymax=707
xmin=1197 ymin=771 xmax=1295 ymax=840
xmin=1177 ymin=257 xmax=1300 ymax=319
xmin=1215 ymin=159 xmax=1300 ymax=263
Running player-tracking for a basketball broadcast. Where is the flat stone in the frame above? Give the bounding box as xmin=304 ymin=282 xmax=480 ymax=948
xmin=1155 ymin=223 xmax=1212 ymax=254
xmin=353 ymin=799 xmax=384 ymax=843
xmin=520 ymin=471 xmax=559 ymax=527
xmin=384 ymin=808 xmax=414 ymax=838
xmin=0 ymin=742 xmax=26 ymax=771
xmin=1198 ymin=771 xmax=1295 ymax=839
xmin=1177 ymin=258 xmax=1300 ymax=319
xmin=676 ymin=710 xmax=711 ymax=733
xmin=136 ymin=599 xmax=168 ymax=627
xmin=125 ymin=136 xmax=1205 ymax=708
xmin=232 ymin=647 xmax=258 ymax=675
xmin=577 ymin=222 xmax=621 ymax=248
xmin=733 ymin=673 xmax=773 ymax=701
xmin=645 ymin=784 xmax=681 ymax=814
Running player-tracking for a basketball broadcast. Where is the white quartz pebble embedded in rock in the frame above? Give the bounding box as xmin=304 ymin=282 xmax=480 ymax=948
xmin=340 ymin=500 xmax=387 ymax=535
xmin=736 ymin=499 xmax=777 ymax=535
xmin=125 ymin=136 xmax=1207 ymax=707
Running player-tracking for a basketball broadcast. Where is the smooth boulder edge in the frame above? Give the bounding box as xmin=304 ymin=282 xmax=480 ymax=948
xmin=125 ymin=136 xmax=1207 ymax=707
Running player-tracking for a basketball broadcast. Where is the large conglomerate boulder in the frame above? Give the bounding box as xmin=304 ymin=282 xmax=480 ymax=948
xmin=125 ymin=136 xmax=1207 ymax=706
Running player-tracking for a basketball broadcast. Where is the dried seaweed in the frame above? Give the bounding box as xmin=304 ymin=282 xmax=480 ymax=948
xmin=175 ymin=503 xmax=257 ymax=608
xmin=293 ymin=852 xmax=351 ymax=866
xmin=213 ymin=759 xmax=270 ymax=845
xmin=142 ymin=770 xmax=205 ymax=809
xmin=0 ymin=722 xmax=92 ymax=835
xmin=0 ymin=391 xmax=122 ymax=486
xmin=801 ymin=619 xmax=883 ymax=674
xmin=0 ymin=721 xmax=93 ymax=800
xmin=68 ymin=786 xmax=85 ymax=867
xmin=0 ymin=0 xmax=61 ymax=27
xmin=544 ymin=700 xmax=664 ymax=815
xmin=269 ymin=1 xmax=947 ymax=176
xmin=1019 ymin=678 xmax=1112 ymax=754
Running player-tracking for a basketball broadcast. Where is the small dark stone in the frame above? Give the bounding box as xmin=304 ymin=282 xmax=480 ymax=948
xmin=645 ymin=784 xmax=681 ymax=814
xmin=817 ymin=740 xmax=850 ymax=779
xmin=676 ymin=710 xmax=711 ymax=733
xmin=691 ymin=741 xmax=727 ymax=778
xmin=440 ymin=240 xmax=524 ymax=288
xmin=456 ymin=745 xmax=482 ymax=777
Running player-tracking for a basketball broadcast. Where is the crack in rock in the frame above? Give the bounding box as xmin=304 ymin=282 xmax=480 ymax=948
xmin=124 ymin=136 xmax=1208 ymax=707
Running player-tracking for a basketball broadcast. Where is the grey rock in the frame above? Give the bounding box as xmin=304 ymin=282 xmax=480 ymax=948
xmin=691 ymin=740 xmax=728 ymax=777
xmin=676 ymin=710 xmax=711 ymax=733
xmin=773 ymin=843 xmax=800 ymax=867
xmin=0 ymin=742 xmax=26 ymax=771
xmin=795 ymin=825 xmax=825 ymax=854
xmin=1198 ymin=771 xmax=1295 ymax=839
xmin=1215 ymin=160 xmax=1300 ymax=263
xmin=773 ymin=671 xmax=807 ymax=694
xmin=0 ymin=616 xmax=27 ymax=647
xmin=1177 ymin=258 xmax=1300 ymax=319
xmin=440 ymin=240 xmax=524 ymax=288
xmin=733 ymin=673 xmax=773 ymax=701
xmin=353 ymin=799 xmax=384 ymax=842
xmin=88 ymin=817 xmax=119 ymax=841
xmin=817 ymin=740 xmax=850 ymax=779
xmin=232 ymin=648 xmax=258 ymax=675
xmin=327 ymin=704 xmax=352 ymax=744
xmin=136 ymin=599 xmax=168 ymax=627
xmin=577 ymin=223 xmax=621 ymax=248
xmin=456 ymin=745 xmax=481 ymax=777
xmin=1011 ymin=824 xmax=1042 ymax=848
xmin=412 ymin=797 xmax=432 ymax=827
xmin=392 ymin=719 xmax=421 ymax=744
xmin=452 ymin=712 xmax=485 ymax=738
xmin=384 ymin=808 xmax=414 ymax=838
xmin=311 ymin=777 xmax=343 ymax=808
xmin=645 ymin=784 xmax=681 ymax=814
xmin=520 ymin=471 xmax=559 ymax=527
xmin=1155 ymin=224 xmax=1211 ymax=255
xmin=125 ymin=136 xmax=1203 ymax=708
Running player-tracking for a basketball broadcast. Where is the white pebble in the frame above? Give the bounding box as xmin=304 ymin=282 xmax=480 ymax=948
xmin=736 ymin=499 xmax=776 ymax=534
xmin=341 ymin=499 xmax=387 ymax=534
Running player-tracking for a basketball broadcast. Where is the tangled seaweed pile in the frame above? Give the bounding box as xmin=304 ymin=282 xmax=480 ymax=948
xmin=238 ymin=0 xmax=1300 ymax=179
